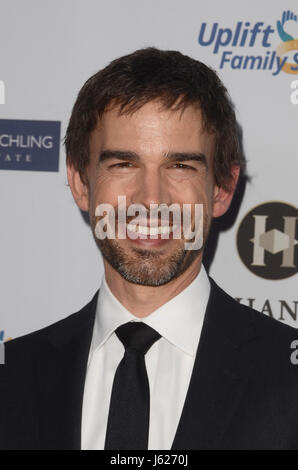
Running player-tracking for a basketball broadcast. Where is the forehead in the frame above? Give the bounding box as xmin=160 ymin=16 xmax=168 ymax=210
xmin=89 ymin=100 xmax=214 ymax=154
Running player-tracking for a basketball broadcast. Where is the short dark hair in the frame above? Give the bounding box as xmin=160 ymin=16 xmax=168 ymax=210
xmin=65 ymin=47 xmax=244 ymax=191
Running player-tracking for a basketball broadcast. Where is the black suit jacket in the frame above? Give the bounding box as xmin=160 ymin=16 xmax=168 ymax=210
xmin=1 ymin=276 xmax=298 ymax=450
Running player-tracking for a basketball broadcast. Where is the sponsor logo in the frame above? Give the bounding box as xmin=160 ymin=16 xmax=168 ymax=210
xmin=198 ymin=10 xmax=298 ymax=75
xmin=236 ymin=297 xmax=297 ymax=322
xmin=0 ymin=119 xmax=61 ymax=172
xmin=0 ymin=330 xmax=11 ymax=342
xmin=236 ymin=201 xmax=297 ymax=279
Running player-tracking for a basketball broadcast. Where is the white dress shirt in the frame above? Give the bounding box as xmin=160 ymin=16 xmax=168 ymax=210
xmin=81 ymin=264 xmax=211 ymax=450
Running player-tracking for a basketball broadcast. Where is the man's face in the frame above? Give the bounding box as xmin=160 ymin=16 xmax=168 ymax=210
xmin=82 ymin=100 xmax=219 ymax=286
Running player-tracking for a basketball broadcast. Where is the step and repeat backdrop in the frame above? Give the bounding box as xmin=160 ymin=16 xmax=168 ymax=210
xmin=0 ymin=0 xmax=297 ymax=341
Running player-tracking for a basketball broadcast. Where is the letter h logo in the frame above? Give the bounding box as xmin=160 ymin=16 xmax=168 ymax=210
xmin=250 ymin=214 xmax=298 ymax=267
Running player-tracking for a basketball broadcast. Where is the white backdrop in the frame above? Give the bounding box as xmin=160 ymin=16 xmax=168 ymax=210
xmin=0 ymin=0 xmax=297 ymax=340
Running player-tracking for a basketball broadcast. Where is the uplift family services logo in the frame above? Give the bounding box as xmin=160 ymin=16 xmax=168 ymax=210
xmin=198 ymin=10 xmax=298 ymax=75
xmin=0 ymin=330 xmax=12 ymax=342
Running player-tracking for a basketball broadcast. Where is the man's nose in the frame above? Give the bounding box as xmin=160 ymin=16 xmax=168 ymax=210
xmin=131 ymin=167 xmax=171 ymax=209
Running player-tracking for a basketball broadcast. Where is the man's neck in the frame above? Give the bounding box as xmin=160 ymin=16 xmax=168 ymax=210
xmin=103 ymin=258 xmax=203 ymax=318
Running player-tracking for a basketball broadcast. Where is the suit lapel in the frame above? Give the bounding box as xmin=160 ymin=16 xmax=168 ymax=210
xmin=171 ymin=277 xmax=259 ymax=450
xmin=37 ymin=291 xmax=99 ymax=449
xmin=36 ymin=278 xmax=259 ymax=450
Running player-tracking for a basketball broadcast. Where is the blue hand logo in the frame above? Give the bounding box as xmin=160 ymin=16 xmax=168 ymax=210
xmin=277 ymin=10 xmax=298 ymax=42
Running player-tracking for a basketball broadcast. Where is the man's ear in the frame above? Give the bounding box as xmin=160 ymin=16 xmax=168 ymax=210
xmin=67 ymin=162 xmax=89 ymax=212
xmin=212 ymin=165 xmax=240 ymax=218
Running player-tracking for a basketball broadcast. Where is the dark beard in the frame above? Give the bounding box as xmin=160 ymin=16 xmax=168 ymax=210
xmin=90 ymin=210 xmax=210 ymax=287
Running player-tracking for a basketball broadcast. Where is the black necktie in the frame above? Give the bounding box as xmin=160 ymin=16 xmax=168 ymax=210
xmin=104 ymin=321 xmax=161 ymax=450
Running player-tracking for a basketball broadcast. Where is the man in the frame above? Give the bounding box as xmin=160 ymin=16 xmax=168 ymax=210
xmin=1 ymin=47 xmax=298 ymax=450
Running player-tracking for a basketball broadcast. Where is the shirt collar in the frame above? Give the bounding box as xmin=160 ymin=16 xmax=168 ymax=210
xmin=90 ymin=264 xmax=210 ymax=358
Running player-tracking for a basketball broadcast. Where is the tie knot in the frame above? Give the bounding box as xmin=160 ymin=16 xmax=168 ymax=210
xmin=115 ymin=321 xmax=161 ymax=355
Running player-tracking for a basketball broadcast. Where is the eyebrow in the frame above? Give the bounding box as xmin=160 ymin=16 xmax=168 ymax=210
xmin=98 ymin=150 xmax=208 ymax=170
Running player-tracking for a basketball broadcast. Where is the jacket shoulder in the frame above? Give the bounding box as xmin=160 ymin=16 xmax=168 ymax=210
xmin=208 ymin=276 xmax=298 ymax=340
xmin=3 ymin=290 xmax=99 ymax=354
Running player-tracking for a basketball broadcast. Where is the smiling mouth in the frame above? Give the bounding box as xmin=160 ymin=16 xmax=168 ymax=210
xmin=125 ymin=222 xmax=176 ymax=236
